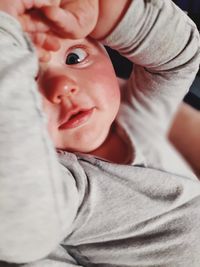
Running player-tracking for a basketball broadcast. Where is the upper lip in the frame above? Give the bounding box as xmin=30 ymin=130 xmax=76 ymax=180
xmin=58 ymin=107 xmax=93 ymax=128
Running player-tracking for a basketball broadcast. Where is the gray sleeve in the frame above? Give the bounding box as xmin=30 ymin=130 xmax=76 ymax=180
xmin=104 ymin=0 xmax=200 ymax=134
xmin=0 ymin=12 xmax=79 ymax=264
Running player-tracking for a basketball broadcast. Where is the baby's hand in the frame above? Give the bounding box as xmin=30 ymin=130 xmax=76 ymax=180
xmin=0 ymin=0 xmax=60 ymax=61
xmin=41 ymin=0 xmax=131 ymax=39
xmin=0 ymin=0 xmax=58 ymax=21
xmin=41 ymin=0 xmax=99 ymax=39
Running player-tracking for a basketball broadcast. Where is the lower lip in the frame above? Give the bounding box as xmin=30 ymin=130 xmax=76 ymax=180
xmin=59 ymin=108 xmax=94 ymax=130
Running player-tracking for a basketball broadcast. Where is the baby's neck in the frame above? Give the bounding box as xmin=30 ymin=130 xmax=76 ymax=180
xmin=91 ymin=124 xmax=131 ymax=164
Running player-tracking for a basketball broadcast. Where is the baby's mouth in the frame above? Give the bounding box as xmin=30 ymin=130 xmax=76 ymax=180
xmin=59 ymin=108 xmax=94 ymax=130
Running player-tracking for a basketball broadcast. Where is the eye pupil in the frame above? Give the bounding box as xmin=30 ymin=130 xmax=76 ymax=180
xmin=66 ymin=53 xmax=80 ymax=65
xmin=65 ymin=48 xmax=88 ymax=65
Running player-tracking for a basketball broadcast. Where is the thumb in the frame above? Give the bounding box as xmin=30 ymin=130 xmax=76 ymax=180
xmin=41 ymin=2 xmax=99 ymax=39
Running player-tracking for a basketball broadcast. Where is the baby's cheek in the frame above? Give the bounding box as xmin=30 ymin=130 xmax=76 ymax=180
xmin=95 ymin=65 xmax=119 ymax=92
xmin=101 ymin=73 xmax=120 ymax=101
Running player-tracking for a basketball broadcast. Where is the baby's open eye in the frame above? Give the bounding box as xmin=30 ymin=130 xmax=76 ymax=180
xmin=65 ymin=48 xmax=88 ymax=65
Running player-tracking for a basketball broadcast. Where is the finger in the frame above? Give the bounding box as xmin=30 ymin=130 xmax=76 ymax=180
xmin=29 ymin=32 xmax=60 ymax=51
xmin=38 ymin=33 xmax=61 ymax=51
xmin=22 ymin=0 xmax=60 ymax=10
xmin=43 ymin=34 xmax=61 ymax=50
xmin=41 ymin=1 xmax=99 ymax=39
xmin=29 ymin=32 xmax=46 ymax=47
xmin=20 ymin=12 xmax=50 ymax=33
xmin=35 ymin=0 xmax=61 ymax=7
xmin=41 ymin=6 xmax=83 ymax=38
xmin=37 ymin=47 xmax=51 ymax=62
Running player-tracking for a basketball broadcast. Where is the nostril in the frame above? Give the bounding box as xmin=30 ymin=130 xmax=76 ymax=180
xmin=71 ymin=88 xmax=77 ymax=94
xmin=42 ymin=75 xmax=78 ymax=103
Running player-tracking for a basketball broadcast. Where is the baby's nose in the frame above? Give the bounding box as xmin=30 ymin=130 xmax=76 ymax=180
xmin=44 ymin=75 xmax=79 ymax=104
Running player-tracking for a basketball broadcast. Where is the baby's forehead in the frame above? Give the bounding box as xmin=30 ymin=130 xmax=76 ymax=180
xmin=59 ymin=37 xmax=106 ymax=54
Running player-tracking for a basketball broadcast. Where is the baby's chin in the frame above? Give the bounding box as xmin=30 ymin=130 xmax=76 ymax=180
xmin=56 ymin=126 xmax=111 ymax=155
xmin=60 ymin=137 xmax=108 ymax=155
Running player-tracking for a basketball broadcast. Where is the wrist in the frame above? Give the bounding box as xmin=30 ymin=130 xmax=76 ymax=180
xmin=90 ymin=0 xmax=131 ymax=40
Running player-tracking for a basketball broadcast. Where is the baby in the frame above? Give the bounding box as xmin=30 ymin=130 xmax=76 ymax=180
xmin=1 ymin=0 xmax=200 ymax=266
xmin=37 ymin=37 xmax=123 ymax=162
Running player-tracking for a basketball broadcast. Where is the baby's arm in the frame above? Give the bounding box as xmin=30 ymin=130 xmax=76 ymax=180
xmin=50 ymin=1 xmax=199 ymax=180
xmin=42 ymin=0 xmax=199 ymax=134
xmin=38 ymin=0 xmax=131 ymax=39
xmin=103 ymin=0 xmax=199 ymax=132
xmin=102 ymin=0 xmax=200 ymax=178
xmin=0 ymin=3 xmax=79 ymax=264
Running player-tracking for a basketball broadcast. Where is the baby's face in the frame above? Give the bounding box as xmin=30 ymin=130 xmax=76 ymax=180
xmin=37 ymin=37 xmax=120 ymax=153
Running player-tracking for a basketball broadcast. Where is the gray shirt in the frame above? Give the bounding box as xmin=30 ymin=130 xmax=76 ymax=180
xmin=0 ymin=0 xmax=200 ymax=266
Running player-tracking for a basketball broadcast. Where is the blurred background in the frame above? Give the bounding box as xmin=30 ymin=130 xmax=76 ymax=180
xmin=106 ymin=0 xmax=200 ymax=110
